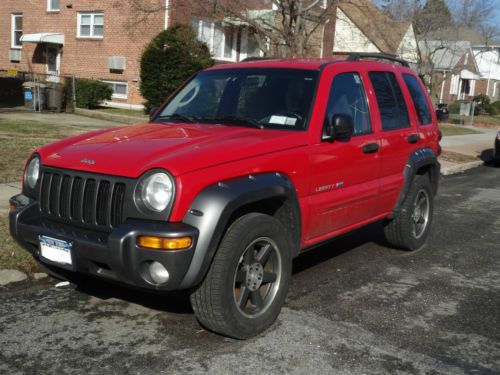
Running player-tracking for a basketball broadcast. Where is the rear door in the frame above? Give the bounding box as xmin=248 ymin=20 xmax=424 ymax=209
xmin=366 ymin=68 xmax=421 ymax=215
xmin=307 ymin=66 xmax=381 ymax=243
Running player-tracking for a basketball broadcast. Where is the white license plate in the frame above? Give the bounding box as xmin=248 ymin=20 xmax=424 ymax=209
xmin=39 ymin=235 xmax=72 ymax=265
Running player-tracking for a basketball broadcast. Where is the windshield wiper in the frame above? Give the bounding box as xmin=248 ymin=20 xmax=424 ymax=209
xmin=199 ymin=115 xmax=264 ymax=129
xmin=156 ymin=113 xmax=195 ymax=123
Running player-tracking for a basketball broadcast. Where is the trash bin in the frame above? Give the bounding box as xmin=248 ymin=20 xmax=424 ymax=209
xmin=46 ymin=82 xmax=64 ymax=112
xmin=22 ymin=82 xmax=47 ymax=110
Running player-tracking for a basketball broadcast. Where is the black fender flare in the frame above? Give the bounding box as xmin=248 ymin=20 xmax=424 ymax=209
xmin=178 ymin=172 xmax=301 ymax=289
xmin=390 ymin=147 xmax=440 ymax=218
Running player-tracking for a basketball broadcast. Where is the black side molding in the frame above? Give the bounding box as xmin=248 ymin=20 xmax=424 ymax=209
xmin=179 ymin=173 xmax=301 ymax=289
xmin=390 ymin=148 xmax=440 ymax=218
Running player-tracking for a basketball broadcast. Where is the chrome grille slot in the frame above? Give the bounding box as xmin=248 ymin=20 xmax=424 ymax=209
xmin=39 ymin=170 xmax=126 ymax=230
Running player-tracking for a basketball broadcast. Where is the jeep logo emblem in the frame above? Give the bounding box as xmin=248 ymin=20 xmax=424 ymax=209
xmin=80 ymin=158 xmax=95 ymax=165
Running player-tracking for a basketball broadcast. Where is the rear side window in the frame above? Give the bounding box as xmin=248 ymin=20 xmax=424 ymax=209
xmin=325 ymin=72 xmax=371 ymax=136
xmin=403 ymin=74 xmax=432 ymax=125
xmin=369 ymin=71 xmax=410 ymax=130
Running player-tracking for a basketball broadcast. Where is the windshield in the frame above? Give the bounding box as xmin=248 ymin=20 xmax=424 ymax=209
xmin=156 ymin=68 xmax=318 ymax=130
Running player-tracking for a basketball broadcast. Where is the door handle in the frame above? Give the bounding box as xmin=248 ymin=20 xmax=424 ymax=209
xmin=362 ymin=143 xmax=379 ymax=154
xmin=407 ymin=134 xmax=419 ymax=143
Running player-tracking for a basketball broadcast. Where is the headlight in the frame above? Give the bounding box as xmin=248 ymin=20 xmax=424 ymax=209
xmin=140 ymin=172 xmax=173 ymax=212
xmin=25 ymin=156 xmax=40 ymax=189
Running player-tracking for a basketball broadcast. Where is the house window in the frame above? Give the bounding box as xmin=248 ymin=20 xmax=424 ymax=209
xmin=11 ymin=14 xmax=23 ymax=49
xmin=192 ymin=18 xmax=237 ymax=61
xmin=240 ymin=28 xmax=264 ymax=60
xmin=102 ymin=80 xmax=128 ymax=99
xmin=78 ymin=12 xmax=104 ymax=38
xmin=48 ymin=0 xmax=60 ymax=11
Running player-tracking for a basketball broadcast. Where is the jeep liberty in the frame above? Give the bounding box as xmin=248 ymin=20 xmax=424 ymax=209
xmin=10 ymin=54 xmax=441 ymax=339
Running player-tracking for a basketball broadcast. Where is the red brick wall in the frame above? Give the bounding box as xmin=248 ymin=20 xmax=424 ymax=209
xmin=0 ymin=0 xmax=165 ymax=105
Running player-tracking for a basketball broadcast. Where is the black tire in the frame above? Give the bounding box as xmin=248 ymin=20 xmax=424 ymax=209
xmin=384 ymin=174 xmax=434 ymax=251
xmin=190 ymin=213 xmax=292 ymax=339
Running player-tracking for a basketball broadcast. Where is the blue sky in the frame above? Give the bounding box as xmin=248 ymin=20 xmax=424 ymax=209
xmin=374 ymin=0 xmax=500 ymax=25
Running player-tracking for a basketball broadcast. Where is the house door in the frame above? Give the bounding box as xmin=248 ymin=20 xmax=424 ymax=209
xmin=46 ymin=45 xmax=61 ymax=82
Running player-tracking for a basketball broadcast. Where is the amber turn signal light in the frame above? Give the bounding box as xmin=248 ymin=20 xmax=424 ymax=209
xmin=9 ymin=204 xmax=17 ymax=212
xmin=137 ymin=236 xmax=192 ymax=250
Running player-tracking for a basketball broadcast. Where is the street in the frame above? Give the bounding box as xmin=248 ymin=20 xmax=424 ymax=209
xmin=1 ymin=165 xmax=499 ymax=375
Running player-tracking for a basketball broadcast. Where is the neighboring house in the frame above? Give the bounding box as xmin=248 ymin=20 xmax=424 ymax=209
xmin=0 ymin=0 xmax=265 ymax=108
xmin=472 ymin=46 xmax=500 ymax=101
xmin=333 ymin=0 xmax=419 ymax=64
xmin=419 ymin=27 xmax=500 ymax=104
xmin=1 ymin=0 xmax=421 ymax=108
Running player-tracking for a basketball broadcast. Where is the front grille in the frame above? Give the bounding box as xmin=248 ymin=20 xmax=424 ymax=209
xmin=39 ymin=170 xmax=126 ymax=230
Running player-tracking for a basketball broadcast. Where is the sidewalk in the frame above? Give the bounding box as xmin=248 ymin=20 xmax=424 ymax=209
xmin=0 ymin=183 xmax=20 ymax=210
xmin=439 ymin=124 xmax=496 ymax=175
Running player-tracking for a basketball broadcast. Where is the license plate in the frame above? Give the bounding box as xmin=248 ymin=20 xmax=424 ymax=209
xmin=39 ymin=235 xmax=73 ymax=265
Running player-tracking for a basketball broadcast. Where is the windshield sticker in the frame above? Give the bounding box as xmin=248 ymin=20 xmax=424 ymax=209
xmin=354 ymin=75 xmax=361 ymax=84
xmin=269 ymin=116 xmax=297 ymax=126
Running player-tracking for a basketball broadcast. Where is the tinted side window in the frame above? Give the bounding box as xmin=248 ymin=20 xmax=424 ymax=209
xmin=325 ymin=72 xmax=371 ymax=136
xmin=403 ymin=74 xmax=432 ymax=125
xmin=369 ymin=71 xmax=410 ymax=130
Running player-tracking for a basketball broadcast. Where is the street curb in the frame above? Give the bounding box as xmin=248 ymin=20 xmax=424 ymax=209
xmin=0 ymin=269 xmax=28 ymax=287
xmin=441 ymin=160 xmax=484 ymax=176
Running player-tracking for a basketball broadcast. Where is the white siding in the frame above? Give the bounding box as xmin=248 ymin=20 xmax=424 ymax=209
xmin=397 ymin=25 xmax=419 ymax=63
xmin=333 ymin=8 xmax=380 ymax=53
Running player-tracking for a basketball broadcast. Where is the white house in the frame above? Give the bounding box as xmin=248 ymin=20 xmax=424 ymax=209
xmin=333 ymin=0 xmax=419 ymax=64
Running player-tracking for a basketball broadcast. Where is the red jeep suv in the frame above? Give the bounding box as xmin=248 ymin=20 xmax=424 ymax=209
xmin=10 ymin=54 xmax=440 ymax=339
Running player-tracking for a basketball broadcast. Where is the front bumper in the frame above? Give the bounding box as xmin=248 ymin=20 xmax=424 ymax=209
xmin=9 ymin=194 xmax=199 ymax=291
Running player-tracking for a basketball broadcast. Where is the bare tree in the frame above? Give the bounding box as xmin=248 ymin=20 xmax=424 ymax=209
xmin=451 ymin=0 xmax=495 ymax=29
xmin=128 ymin=0 xmax=339 ymax=58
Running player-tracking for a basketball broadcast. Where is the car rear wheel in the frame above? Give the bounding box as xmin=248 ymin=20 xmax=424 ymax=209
xmin=190 ymin=213 xmax=292 ymax=339
xmin=384 ymin=174 xmax=434 ymax=251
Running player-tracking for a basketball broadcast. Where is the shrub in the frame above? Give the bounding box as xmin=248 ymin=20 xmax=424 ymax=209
xmin=140 ymin=24 xmax=214 ymax=113
xmin=489 ymin=101 xmax=500 ymax=115
xmin=447 ymin=101 xmax=462 ymax=114
xmin=74 ymin=78 xmax=113 ymax=109
xmin=473 ymin=94 xmax=491 ymax=115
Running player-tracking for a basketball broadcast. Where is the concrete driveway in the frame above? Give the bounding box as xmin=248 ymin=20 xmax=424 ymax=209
xmin=1 ymin=166 xmax=500 ymax=375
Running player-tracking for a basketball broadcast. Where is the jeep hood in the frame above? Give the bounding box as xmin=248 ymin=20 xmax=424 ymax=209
xmin=39 ymin=122 xmax=307 ymax=177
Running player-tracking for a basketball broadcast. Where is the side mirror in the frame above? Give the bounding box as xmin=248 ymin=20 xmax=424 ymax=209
xmin=149 ymin=107 xmax=159 ymax=121
xmin=322 ymin=114 xmax=354 ymax=142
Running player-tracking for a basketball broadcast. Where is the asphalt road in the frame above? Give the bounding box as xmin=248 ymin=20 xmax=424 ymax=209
xmin=1 ymin=165 xmax=500 ymax=375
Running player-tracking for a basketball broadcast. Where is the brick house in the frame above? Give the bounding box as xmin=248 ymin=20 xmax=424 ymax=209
xmin=419 ymin=27 xmax=500 ymax=104
xmin=0 ymin=0 xmax=271 ymax=109
xmin=1 ymin=0 xmax=418 ymax=109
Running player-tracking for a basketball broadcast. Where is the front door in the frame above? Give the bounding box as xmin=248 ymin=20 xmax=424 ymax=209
xmin=307 ymin=67 xmax=381 ymax=243
xmin=46 ymin=45 xmax=61 ymax=82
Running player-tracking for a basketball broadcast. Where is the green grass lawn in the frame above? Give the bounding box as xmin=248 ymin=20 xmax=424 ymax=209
xmin=0 ymin=118 xmax=100 ymax=274
xmin=95 ymin=107 xmax=148 ymax=119
xmin=439 ymin=123 xmax=482 ymax=136
xmin=0 ymin=214 xmax=39 ymax=274
xmin=449 ymin=114 xmax=500 ymax=126
xmin=0 ymin=119 xmax=93 ymax=183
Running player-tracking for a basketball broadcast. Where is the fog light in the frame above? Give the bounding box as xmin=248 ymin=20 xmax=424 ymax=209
xmin=149 ymin=261 xmax=170 ymax=284
xmin=138 ymin=236 xmax=192 ymax=250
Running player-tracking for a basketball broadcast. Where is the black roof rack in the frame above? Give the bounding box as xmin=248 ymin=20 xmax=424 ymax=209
xmin=346 ymin=53 xmax=409 ymax=68
xmin=241 ymin=57 xmax=277 ymax=62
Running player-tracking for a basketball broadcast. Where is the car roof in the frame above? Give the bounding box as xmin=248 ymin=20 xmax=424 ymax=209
xmin=205 ymin=58 xmax=413 ymax=72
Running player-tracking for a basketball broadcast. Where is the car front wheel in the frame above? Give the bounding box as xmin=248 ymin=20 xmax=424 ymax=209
xmin=190 ymin=213 xmax=292 ymax=339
